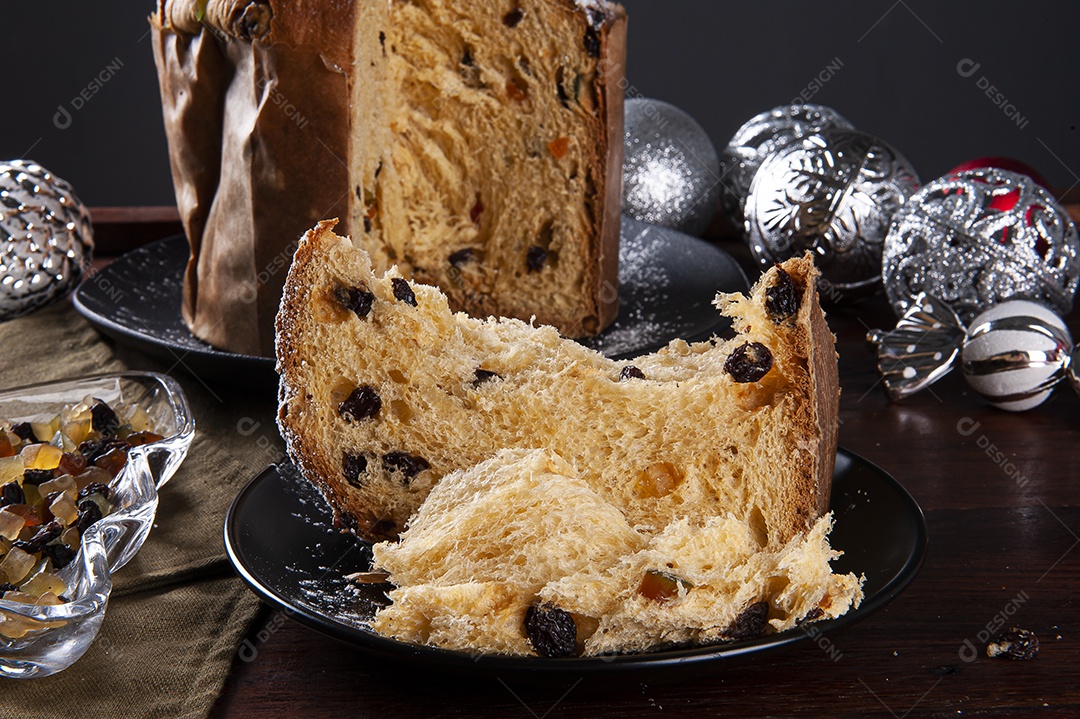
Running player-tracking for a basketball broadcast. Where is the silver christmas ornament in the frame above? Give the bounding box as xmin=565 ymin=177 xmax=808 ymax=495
xmin=868 ymin=294 xmax=1074 ymax=411
xmin=881 ymin=168 xmax=1080 ymax=323
xmin=622 ymin=98 xmax=721 ymax=237
xmin=719 ymin=104 xmax=853 ymax=229
xmin=1 ymin=160 xmax=94 ymax=321
xmin=744 ymin=130 xmax=919 ymax=299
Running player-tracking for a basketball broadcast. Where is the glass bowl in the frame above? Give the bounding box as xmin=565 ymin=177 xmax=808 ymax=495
xmin=0 ymin=372 xmax=194 ymax=678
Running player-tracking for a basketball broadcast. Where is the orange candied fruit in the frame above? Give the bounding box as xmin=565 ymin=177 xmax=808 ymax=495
xmin=548 ymin=136 xmax=570 ymax=159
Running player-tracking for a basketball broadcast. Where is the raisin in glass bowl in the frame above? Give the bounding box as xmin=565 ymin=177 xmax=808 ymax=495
xmin=0 ymin=372 xmax=193 ymax=678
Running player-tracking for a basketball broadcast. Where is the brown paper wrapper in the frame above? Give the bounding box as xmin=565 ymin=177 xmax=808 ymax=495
xmin=151 ymin=1 xmax=353 ymax=357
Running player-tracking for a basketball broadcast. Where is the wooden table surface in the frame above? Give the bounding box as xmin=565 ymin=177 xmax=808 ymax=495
xmin=97 ymin=208 xmax=1080 ymax=718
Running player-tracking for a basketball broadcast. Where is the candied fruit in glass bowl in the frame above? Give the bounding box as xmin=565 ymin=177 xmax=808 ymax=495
xmin=0 ymin=372 xmax=193 ymax=678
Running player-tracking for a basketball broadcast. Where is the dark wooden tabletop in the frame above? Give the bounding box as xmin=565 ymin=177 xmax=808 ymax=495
xmin=96 ymin=207 xmax=1080 ymax=718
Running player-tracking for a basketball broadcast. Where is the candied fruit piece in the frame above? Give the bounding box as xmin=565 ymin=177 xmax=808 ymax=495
xmin=73 ymin=467 xmax=111 ymax=492
xmin=724 ymin=342 xmax=774 ymax=383
xmin=0 ymin=509 xmax=25 ymax=541
xmin=38 ymin=475 xmax=76 ymax=500
xmin=548 ymin=136 xmax=570 ymax=159
xmin=0 ymin=456 xmax=22 ymax=486
xmin=126 ymin=431 xmax=164 ymax=447
xmin=90 ymin=401 xmax=121 ymax=437
xmin=21 ymin=443 xmax=62 ymax=470
xmin=0 ymin=433 xmax=12 ymax=459
xmin=30 ymin=419 xmax=59 ymax=445
xmin=19 ymin=568 xmax=67 ymax=599
xmin=338 ymin=386 xmax=382 ymax=422
xmin=638 ymin=569 xmax=692 ymax=603
xmin=123 ymin=405 xmax=154 ymax=433
xmin=636 ymin=462 xmax=684 ymax=498
xmin=524 ymin=602 xmax=578 ymax=658
xmin=94 ymin=447 xmax=129 ymax=478
xmin=49 ymin=495 xmax=79 ymax=527
xmin=58 ymin=451 xmax=87 ymax=477
xmin=0 ymin=546 xmax=35 ymax=584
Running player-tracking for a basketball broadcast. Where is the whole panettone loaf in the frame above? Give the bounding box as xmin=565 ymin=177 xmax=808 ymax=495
xmin=152 ymin=0 xmax=626 ymax=356
xmin=276 ymin=220 xmax=841 ymax=546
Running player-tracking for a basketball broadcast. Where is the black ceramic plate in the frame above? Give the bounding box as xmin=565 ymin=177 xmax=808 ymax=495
xmin=224 ymin=450 xmax=927 ymax=677
xmin=71 ymin=220 xmax=748 ymax=389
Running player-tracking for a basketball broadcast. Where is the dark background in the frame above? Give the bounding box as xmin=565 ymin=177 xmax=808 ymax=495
xmin=1 ymin=1 xmax=1077 ymax=206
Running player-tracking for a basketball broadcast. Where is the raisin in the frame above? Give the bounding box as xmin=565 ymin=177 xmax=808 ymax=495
xmin=78 ymin=482 xmax=111 ymax=501
xmin=765 ymin=267 xmax=800 ymax=323
xmin=90 ymin=401 xmax=121 ymax=437
xmin=338 ymin=386 xmax=382 ymax=422
xmin=370 ymin=518 xmax=397 ymax=536
xmin=724 ymin=600 xmax=769 ymax=639
xmin=382 ymin=452 xmax=430 ymax=480
xmin=583 ymin=26 xmax=601 ymax=58
xmin=58 ymin=451 xmax=88 ymax=476
xmin=75 ymin=500 xmax=103 ymax=535
xmin=0 ymin=582 xmax=15 ymax=597
xmin=620 ymin=366 xmax=645 ymax=381
xmin=724 ymin=342 xmax=773 ymax=383
xmin=10 ymin=422 xmax=35 ymax=442
xmin=470 ymin=197 xmax=484 ymax=225
xmin=334 ymin=285 xmax=375 ymax=319
xmin=526 ymin=245 xmax=548 ymax=273
xmin=391 ymin=278 xmax=417 ymax=306
xmin=796 ymin=607 xmax=825 ymax=625
xmin=503 ymin=7 xmax=524 ymax=27
xmin=473 ymin=369 xmax=502 ymax=387
xmin=22 ymin=468 xmax=54 ymax=486
xmin=1 ymin=482 xmax=24 ymax=506
xmin=342 ymin=453 xmax=368 ymax=488
xmin=449 ymin=248 xmax=475 ymax=267
xmin=363 ymin=217 xmax=373 ymax=233
xmin=461 ymin=49 xmax=474 ymax=67
xmin=524 ymin=602 xmax=578 ymax=658
xmin=987 ymin=628 xmax=1039 ymax=660
xmin=42 ymin=542 xmax=76 ymax=570
xmin=14 ymin=521 xmax=62 ymax=554
xmin=78 ymin=437 xmax=129 ymax=464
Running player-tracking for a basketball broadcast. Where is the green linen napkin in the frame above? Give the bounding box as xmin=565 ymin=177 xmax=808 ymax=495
xmin=0 ymin=302 xmax=281 ymax=719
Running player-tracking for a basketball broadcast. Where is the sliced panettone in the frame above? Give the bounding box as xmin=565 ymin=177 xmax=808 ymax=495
xmin=370 ymin=448 xmax=862 ymax=657
xmin=276 ymin=220 xmax=840 ymax=547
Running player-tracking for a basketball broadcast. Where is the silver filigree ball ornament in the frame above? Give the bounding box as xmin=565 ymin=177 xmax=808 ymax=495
xmin=868 ymin=294 xmax=1074 ymax=411
xmin=881 ymin=168 xmax=1080 ymax=323
xmin=0 ymin=160 xmax=94 ymax=320
xmin=744 ymin=130 xmax=920 ymax=299
xmin=622 ymin=98 xmax=720 ymax=237
xmin=719 ymin=104 xmax=853 ymax=229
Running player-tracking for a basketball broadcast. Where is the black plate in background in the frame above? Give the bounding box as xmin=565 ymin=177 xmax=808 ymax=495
xmin=224 ymin=450 xmax=927 ymax=678
xmin=71 ymin=219 xmax=748 ymax=390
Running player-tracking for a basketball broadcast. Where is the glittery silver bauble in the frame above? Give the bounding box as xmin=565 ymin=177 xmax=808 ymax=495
xmin=744 ymin=130 xmax=919 ymax=299
xmin=622 ymin=98 xmax=721 ymax=237
xmin=0 ymin=161 xmax=94 ymax=320
xmin=961 ymin=300 xmax=1072 ymax=411
xmin=882 ymin=168 xmax=1080 ymax=323
xmin=719 ymin=104 xmax=853 ymax=229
